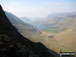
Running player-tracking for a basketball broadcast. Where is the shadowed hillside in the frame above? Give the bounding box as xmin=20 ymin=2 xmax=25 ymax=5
xmin=0 ymin=5 xmax=59 ymax=57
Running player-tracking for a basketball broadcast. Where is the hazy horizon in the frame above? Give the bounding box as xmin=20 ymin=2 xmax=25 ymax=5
xmin=0 ymin=0 xmax=76 ymax=18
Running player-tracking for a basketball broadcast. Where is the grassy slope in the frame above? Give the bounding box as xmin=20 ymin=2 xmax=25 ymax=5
xmin=55 ymin=27 xmax=76 ymax=52
xmin=43 ymin=28 xmax=62 ymax=33
xmin=21 ymin=31 xmax=60 ymax=53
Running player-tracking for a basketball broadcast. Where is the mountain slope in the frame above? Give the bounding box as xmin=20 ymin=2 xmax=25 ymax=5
xmin=5 ymin=12 xmax=41 ymax=41
xmin=30 ymin=12 xmax=76 ymax=31
xmin=52 ymin=15 xmax=76 ymax=30
xmin=46 ymin=13 xmax=76 ymax=30
xmin=20 ymin=17 xmax=32 ymax=23
xmin=55 ymin=27 xmax=76 ymax=52
xmin=0 ymin=5 xmax=59 ymax=57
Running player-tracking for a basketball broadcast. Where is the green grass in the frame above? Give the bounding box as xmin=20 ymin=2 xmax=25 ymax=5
xmin=43 ymin=28 xmax=62 ymax=33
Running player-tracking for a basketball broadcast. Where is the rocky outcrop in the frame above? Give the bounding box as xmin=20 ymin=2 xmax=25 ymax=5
xmin=0 ymin=5 xmax=59 ymax=57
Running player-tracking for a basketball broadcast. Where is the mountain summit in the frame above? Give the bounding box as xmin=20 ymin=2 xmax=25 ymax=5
xmin=0 ymin=5 xmax=12 ymax=27
xmin=0 ymin=5 xmax=58 ymax=57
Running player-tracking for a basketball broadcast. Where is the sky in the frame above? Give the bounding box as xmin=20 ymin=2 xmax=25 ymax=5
xmin=0 ymin=0 xmax=76 ymax=18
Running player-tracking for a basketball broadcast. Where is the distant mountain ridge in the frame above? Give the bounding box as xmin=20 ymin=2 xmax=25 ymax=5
xmin=29 ymin=12 xmax=76 ymax=30
xmin=47 ymin=12 xmax=76 ymax=18
xmin=20 ymin=17 xmax=32 ymax=23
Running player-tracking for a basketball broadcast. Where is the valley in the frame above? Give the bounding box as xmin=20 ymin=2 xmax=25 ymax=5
xmin=1 ymin=6 xmax=76 ymax=54
xmin=0 ymin=0 xmax=76 ymax=57
xmin=21 ymin=12 xmax=76 ymax=53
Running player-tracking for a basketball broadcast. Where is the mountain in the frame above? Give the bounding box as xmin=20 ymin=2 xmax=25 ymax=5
xmin=20 ymin=17 xmax=47 ymax=30
xmin=20 ymin=17 xmax=32 ymax=23
xmin=0 ymin=5 xmax=59 ymax=57
xmin=47 ymin=12 xmax=76 ymax=19
xmin=55 ymin=27 xmax=76 ymax=52
xmin=31 ymin=12 xmax=76 ymax=32
xmin=5 ymin=12 xmax=41 ymax=41
xmin=42 ymin=14 xmax=76 ymax=33
xmin=51 ymin=15 xmax=76 ymax=30
xmin=46 ymin=12 xmax=76 ymax=30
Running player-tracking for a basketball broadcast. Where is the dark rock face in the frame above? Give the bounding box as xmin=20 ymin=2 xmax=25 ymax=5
xmin=0 ymin=5 xmax=59 ymax=57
